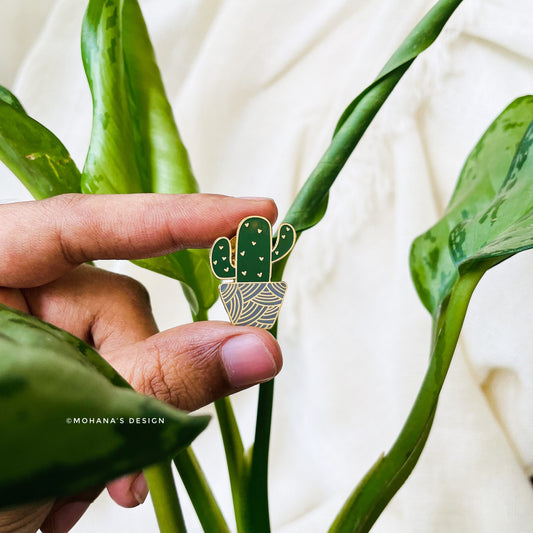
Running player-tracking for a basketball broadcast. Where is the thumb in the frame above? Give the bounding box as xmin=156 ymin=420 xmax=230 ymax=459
xmin=105 ymin=321 xmax=283 ymax=412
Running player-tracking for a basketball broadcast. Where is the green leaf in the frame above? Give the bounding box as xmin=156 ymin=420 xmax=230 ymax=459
xmin=132 ymin=248 xmax=220 ymax=318
xmin=82 ymin=0 xmax=144 ymax=194
xmin=450 ymin=119 xmax=533 ymax=271
xmin=0 ymin=85 xmax=81 ymax=200
xmin=81 ymin=0 xmax=197 ymax=194
xmin=284 ymin=0 xmax=465 ymax=234
xmin=0 ymin=86 xmax=25 ymax=112
xmin=410 ymin=96 xmax=533 ymax=314
xmin=330 ymin=97 xmax=533 ymax=532
xmin=0 ymin=303 xmax=209 ymax=507
xmin=331 ymin=97 xmax=533 ymax=533
xmin=121 ymin=0 xmax=197 ymax=195
xmin=81 ymin=0 xmax=219 ymax=312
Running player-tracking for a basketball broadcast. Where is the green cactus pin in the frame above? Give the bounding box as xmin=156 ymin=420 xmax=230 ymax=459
xmin=210 ymin=216 xmax=296 ymax=328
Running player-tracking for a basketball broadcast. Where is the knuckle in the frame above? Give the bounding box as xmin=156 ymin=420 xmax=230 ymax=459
xmin=131 ymin=339 xmax=221 ymax=412
xmin=132 ymin=342 xmax=176 ymax=406
xmin=43 ymin=194 xmax=91 ymax=265
xmin=110 ymin=274 xmax=152 ymax=309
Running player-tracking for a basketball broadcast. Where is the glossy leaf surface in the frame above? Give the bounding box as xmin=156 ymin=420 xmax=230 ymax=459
xmin=331 ymin=97 xmax=533 ymax=532
xmin=81 ymin=0 xmax=219 ymax=313
xmin=410 ymin=96 xmax=533 ymax=314
xmin=0 ymin=85 xmax=81 ymax=199
xmin=0 ymin=304 xmax=209 ymax=507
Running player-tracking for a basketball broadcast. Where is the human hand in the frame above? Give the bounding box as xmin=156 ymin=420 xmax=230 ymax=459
xmin=0 ymin=193 xmax=283 ymax=533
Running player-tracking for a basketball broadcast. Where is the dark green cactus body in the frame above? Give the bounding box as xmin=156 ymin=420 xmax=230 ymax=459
xmin=235 ymin=217 xmax=272 ymax=282
xmin=210 ymin=237 xmax=236 ymax=279
xmin=272 ymin=223 xmax=296 ymax=262
xmin=210 ymin=216 xmax=296 ymax=282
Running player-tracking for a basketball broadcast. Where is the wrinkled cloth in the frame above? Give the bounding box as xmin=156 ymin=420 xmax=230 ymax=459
xmin=1 ymin=0 xmax=533 ymax=531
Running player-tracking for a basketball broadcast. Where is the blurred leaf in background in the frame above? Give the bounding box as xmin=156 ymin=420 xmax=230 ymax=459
xmin=0 ymin=303 xmax=209 ymax=508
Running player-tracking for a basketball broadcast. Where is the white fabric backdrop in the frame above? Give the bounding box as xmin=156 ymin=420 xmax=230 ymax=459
xmin=1 ymin=0 xmax=532 ymax=531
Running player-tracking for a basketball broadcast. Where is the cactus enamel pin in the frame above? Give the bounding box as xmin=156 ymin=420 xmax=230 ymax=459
xmin=210 ymin=216 xmax=296 ymax=329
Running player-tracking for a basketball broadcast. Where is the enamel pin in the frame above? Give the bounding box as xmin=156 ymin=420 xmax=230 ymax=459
xmin=210 ymin=216 xmax=296 ymax=329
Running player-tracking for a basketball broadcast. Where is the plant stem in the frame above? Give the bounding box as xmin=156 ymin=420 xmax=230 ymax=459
xmin=243 ymin=377 xmax=275 ymax=533
xmin=192 ymin=305 xmax=209 ymax=322
xmin=144 ymin=461 xmax=187 ymax=533
xmin=215 ymin=396 xmax=246 ymax=532
xmin=239 ymin=321 xmax=278 ymax=533
xmin=329 ymin=269 xmax=482 ymax=533
xmin=174 ymin=448 xmax=231 ymax=533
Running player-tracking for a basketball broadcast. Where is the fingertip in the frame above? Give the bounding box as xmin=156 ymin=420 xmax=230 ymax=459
xmin=107 ymin=472 xmax=147 ymax=508
xmin=111 ymin=320 xmax=285 ymax=411
xmin=236 ymin=196 xmax=278 ymax=224
xmin=220 ymin=329 xmax=283 ymax=388
xmin=132 ymin=474 xmax=149 ymax=505
xmin=249 ymin=327 xmax=284 ymax=373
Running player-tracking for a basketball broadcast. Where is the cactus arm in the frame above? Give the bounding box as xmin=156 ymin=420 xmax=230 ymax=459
xmin=235 ymin=216 xmax=272 ymax=282
xmin=271 ymin=223 xmax=296 ymax=263
xmin=210 ymin=237 xmax=236 ymax=279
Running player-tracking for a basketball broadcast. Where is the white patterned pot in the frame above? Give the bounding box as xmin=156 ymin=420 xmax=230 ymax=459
xmin=218 ymin=281 xmax=288 ymax=329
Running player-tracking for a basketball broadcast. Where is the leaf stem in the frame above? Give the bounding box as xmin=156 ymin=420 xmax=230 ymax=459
xmin=173 ymin=448 xmax=230 ymax=533
xmin=329 ymin=269 xmax=482 ymax=533
xmin=144 ymin=461 xmax=187 ymax=533
xmin=243 ymin=377 xmax=275 ymax=533
xmin=239 ymin=321 xmax=278 ymax=533
xmin=215 ymin=397 xmax=246 ymax=532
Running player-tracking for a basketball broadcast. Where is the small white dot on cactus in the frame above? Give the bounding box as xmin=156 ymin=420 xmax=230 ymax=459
xmin=275 ymin=251 xmax=279 ymax=255
xmin=257 ymin=273 xmax=263 ymax=278
xmin=219 ymin=245 xmax=224 ymax=250
xmin=252 ymin=241 xmax=256 ymax=245
xmin=213 ymin=260 xmax=218 ymax=265
xmin=258 ymin=229 xmax=262 ymax=233
xmin=281 ymin=235 xmax=286 ymax=239
xmin=224 ymin=267 xmax=229 ymax=272
xmin=242 ymin=271 xmax=247 ymax=276
xmin=259 ymin=257 xmax=264 ymax=261
xmin=240 ymin=251 xmax=245 ymax=256
xmin=245 ymin=223 xmax=249 ymax=227
xmin=222 ymin=256 xmax=227 ymax=261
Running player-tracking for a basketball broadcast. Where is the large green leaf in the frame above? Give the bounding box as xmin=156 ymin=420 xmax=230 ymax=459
xmin=451 ymin=119 xmax=533 ymax=270
xmin=329 ymin=98 xmax=533 ymax=533
xmin=81 ymin=0 xmax=219 ymax=313
xmin=0 ymin=303 xmax=209 ymax=507
xmin=81 ymin=0 xmax=196 ymax=194
xmin=0 ymin=86 xmax=81 ymax=199
xmin=284 ymin=0 xmax=464 ymax=234
xmin=410 ymin=96 xmax=533 ymax=314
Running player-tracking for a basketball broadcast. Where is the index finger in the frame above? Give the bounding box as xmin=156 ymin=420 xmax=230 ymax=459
xmin=0 ymin=193 xmax=277 ymax=288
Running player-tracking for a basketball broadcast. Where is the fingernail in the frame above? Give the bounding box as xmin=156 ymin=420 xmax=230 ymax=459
xmin=132 ymin=473 xmax=149 ymax=505
xmin=238 ymin=196 xmax=274 ymax=201
xmin=221 ymin=334 xmax=278 ymax=388
xmin=53 ymin=501 xmax=91 ymax=533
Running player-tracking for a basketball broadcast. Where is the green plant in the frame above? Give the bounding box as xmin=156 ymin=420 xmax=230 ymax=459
xmin=2 ymin=0 xmax=532 ymax=532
